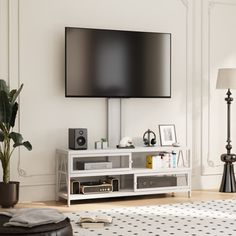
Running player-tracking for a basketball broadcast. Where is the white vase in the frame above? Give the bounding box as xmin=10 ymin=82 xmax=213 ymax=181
xmin=95 ymin=141 xmax=102 ymax=149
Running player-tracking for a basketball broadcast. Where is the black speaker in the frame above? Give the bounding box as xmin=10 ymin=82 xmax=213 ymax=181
xmin=106 ymin=177 xmax=120 ymax=191
xmin=70 ymin=179 xmax=80 ymax=194
xmin=69 ymin=128 xmax=87 ymax=150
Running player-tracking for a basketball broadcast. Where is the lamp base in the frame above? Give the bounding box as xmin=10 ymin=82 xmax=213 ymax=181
xmin=219 ymin=162 xmax=236 ymax=192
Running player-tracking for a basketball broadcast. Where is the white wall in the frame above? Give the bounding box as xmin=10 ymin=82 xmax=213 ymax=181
xmin=0 ymin=0 xmax=235 ymax=201
xmin=192 ymin=0 xmax=236 ymax=189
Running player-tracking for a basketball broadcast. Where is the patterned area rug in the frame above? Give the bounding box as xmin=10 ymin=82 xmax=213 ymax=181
xmin=65 ymin=199 xmax=236 ymax=236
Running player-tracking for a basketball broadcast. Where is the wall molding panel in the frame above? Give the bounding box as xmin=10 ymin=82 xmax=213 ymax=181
xmin=0 ymin=0 xmax=9 ymax=181
xmin=201 ymin=0 xmax=236 ymax=176
xmin=0 ymin=0 xmax=9 ymax=83
xmin=180 ymin=0 xmax=189 ymax=8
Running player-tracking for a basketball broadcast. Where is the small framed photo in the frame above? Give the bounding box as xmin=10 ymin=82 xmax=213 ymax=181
xmin=159 ymin=124 xmax=177 ymax=146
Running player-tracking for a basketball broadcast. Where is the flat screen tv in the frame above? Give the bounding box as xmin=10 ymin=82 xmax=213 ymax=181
xmin=65 ymin=27 xmax=171 ymax=98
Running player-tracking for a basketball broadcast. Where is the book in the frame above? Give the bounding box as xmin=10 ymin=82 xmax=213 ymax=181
xmin=146 ymin=155 xmax=161 ymax=169
xmin=79 ymin=214 xmax=112 ymax=223
xmin=146 ymin=155 xmax=153 ymax=169
xmin=78 ymin=214 xmax=113 ymax=228
xmin=171 ymin=152 xmax=177 ymax=168
xmin=80 ymin=222 xmax=105 ymax=229
xmin=146 ymin=152 xmax=177 ymax=170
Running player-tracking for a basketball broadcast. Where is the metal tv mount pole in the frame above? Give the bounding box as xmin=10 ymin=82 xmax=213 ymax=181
xmin=107 ymin=98 xmax=122 ymax=148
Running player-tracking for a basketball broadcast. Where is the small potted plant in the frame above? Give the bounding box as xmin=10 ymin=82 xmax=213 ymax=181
xmin=0 ymin=79 xmax=32 ymax=208
xmin=101 ymin=138 xmax=108 ymax=149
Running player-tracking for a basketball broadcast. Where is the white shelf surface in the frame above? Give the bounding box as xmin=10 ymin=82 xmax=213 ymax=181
xmin=59 ymin=186 xmax=190 ymax=201
xmin=69 ymin=167 xmax=191 ymax=178
xmin=57 ymin=146 xmax=188 ymax=156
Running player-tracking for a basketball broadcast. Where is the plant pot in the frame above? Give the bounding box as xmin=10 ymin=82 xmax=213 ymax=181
xmin=102 ymin=141 xmax=108 ymax=149
xmin=0 ymin=181 xmax=19 ymax=208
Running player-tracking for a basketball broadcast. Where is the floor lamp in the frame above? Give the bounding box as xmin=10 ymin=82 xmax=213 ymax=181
xmin=216 ymin=68 xmax=236 ymax=192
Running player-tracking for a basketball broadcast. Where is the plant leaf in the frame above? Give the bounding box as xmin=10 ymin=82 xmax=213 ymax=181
xmin=9 ymin=102 xmax=18 ymax=127
xmin=11 ymin=84 xmax=23 ymax=104
xmin=0 ymin=80 xmax=9 ymax=93
xmin=13 ymin=141 xmax=32 ymax=151
xmin=22 ymin=141 xmax=32 ymax=151
xmin=0 ymin=91 xmax=11 ymax=124
xmin=0 ymin=131 xmax=4 ymax=142
xmin=9 ymin=89 xmax=17 ymax=102
xmin=13 ymin=143 xmax=22 ymax=148
xmin=0 ymin=151 xmax=3 ymax=161
xmin=9 ymin=132 xmax=23 ymax=144
xmin=0 ymin=122 xmax=7 ymax=133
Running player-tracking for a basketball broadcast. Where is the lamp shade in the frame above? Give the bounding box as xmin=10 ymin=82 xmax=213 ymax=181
xmin=216 ymin=68 xmax=236 ymax=89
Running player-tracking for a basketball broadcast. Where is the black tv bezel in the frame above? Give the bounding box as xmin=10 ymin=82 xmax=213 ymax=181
xmin=65 ymin=27 xmax=171 ymax=98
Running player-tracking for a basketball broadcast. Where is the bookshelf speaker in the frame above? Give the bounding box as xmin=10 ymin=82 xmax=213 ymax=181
xmin=106 ymin=177 xmax=120 ymax=191
xmin=69 ymin=128 xmax=87 ymax=150
xmin=70 ymin=180 xmax=80 ymax=194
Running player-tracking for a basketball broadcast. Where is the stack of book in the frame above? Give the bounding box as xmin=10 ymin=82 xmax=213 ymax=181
xmin=78 ymin=214 xmax=113 ymax=229
xmin=146 ymin=152 xmax=177 ymax=170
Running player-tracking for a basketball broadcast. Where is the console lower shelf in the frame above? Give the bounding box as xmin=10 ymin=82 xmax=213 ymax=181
xmin=59 ymin=187 xmax=190 ymax=201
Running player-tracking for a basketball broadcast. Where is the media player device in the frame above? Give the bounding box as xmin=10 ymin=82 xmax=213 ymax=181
xmin=68 ymin=128 xmax=87 ymax=150
xmin=80 ymin=182 xmax=112 ymax=194
xmin=76 ymin=161 xmax=112 ymax=170
xmin=71 ymin=178 xmax=120 ymax=194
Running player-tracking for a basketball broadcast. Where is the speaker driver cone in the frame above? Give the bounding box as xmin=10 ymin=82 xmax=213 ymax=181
xmin=77 ymin=136 xmax=86 ymax=146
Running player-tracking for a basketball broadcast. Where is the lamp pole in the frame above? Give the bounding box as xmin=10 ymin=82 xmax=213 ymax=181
xmin=219 ymin=89 xmax=236 ymax=192
xmin=226 ymin=89 xmax=232 ymax=154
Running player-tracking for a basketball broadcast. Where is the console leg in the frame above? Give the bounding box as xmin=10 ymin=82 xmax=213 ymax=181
xmin=188 ymin=191 xmax=191 ymax=198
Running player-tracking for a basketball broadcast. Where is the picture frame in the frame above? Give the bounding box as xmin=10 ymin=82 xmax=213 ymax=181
xmin=159 ymin=124 xmax=177 ymax=146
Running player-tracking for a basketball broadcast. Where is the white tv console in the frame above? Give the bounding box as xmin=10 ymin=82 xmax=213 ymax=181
xmin=56 ymin=146 xmax=191 ymax=206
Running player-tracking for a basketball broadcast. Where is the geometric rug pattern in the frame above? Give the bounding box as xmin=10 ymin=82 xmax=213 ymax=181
xmin=65 ymin=199 xmax=236 ymax=236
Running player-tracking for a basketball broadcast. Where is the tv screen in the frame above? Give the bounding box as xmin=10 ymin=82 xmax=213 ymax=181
xmin=65 ymin=27 xmax=171 ymax=98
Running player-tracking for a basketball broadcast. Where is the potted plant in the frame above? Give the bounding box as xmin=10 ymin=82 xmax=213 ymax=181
xmin=0 ymin=79 xmax=32 ymax=208
xmin=101 ymin=138 xmax=108 ymax=149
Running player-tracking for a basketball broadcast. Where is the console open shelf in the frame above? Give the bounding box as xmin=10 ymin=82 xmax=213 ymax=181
xmin=56 ymin=146 xmax=191 ymax=206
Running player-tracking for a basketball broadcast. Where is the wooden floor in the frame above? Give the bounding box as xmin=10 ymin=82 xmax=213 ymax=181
xmin=13 ymin=190 xmax=236 ymax=213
